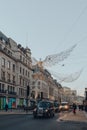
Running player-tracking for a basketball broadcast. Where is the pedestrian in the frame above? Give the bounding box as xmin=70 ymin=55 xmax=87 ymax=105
xmin=78 ymin=104 xmax=81 ymax=111
xmin=73 ymin=103 xmax=77 ymax=114
xmin=81 ymin=104 xmax=84 ymax=111
xmin=5 ymin=103 xmax=8 ymax=112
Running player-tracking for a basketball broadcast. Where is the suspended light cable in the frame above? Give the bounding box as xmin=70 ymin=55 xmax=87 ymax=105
xmin=56 ymin=4 xmax=87 ymax=48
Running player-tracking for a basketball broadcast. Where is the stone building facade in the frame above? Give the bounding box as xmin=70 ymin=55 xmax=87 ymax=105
xmin=62 ymin=86 xmax=77 ymax=104
xmin=0 ymin=31 xmax=33 ymax=109
xmin=31 ymin=65 xmax=62 ymax=102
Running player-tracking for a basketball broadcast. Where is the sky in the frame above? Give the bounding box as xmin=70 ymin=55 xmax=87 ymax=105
xmin=0 ymin=0 xmax=87 ymax=96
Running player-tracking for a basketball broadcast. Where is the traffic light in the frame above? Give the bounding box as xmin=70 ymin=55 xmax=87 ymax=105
xmin=27 ymin=85 xmax=30 ymax=96
xmin=41 ymin=92 xmax=43 ymax=99
xmin=86 ymin=91 xmax=87 ymax=100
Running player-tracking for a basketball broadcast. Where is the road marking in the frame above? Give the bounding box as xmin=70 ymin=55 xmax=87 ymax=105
xmin=57 ymin=114 xmax=67 ymax=122
xmin=83 ymin=111 xmax=87 ymax=119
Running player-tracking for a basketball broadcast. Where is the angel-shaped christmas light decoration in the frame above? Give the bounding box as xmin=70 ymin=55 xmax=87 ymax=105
xmin=48 ymin=68 xmax=83 ymax=83
xmin=32 ymin=44 xmax=77 ymax=69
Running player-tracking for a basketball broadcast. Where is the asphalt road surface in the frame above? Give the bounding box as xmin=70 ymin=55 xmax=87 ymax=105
xmin=0 ymin=113 xmax=87 ymax=130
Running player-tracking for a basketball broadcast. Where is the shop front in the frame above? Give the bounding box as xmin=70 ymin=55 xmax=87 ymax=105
xmin=8 ymin=97 xmax=16 ymax=109
xmin=0 ymin=96 xmax=6 ymax=110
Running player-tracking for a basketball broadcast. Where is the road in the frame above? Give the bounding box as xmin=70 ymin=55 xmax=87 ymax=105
xmin=0 ymin=112 xmax=87 ymax=130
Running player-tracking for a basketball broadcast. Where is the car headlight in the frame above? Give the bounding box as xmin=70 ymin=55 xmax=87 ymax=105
xmin=65 ymin=105 xmax=68 ymax=109
xmin=45 ymin=109 xmax=48 ymax=112
xmin=33 ymin=108 xmax=37 ymax=111
xmin=59 ymin=106 xmax=62 ymax=109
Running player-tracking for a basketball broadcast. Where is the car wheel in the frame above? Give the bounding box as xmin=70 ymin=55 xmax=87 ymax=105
xmin=53 ymin=113 xmax=55 ymax=117
xmin=51 ymin=112 xmax=54 ymax=118
xmin=47 ymin=112 xmax=50 ymax=118
xmin=33 ymin=114 xmax=37 ymax=118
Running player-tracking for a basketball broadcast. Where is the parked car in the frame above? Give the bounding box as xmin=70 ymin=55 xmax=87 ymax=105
xmin=33 ymin=100 xmax=55 ymax=118
xmin=59 ymin=102 xmax=70 ymax=111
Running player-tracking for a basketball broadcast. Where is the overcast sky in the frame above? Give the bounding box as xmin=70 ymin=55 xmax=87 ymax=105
xmin=0 ymin=0 xmax=87 ymax=96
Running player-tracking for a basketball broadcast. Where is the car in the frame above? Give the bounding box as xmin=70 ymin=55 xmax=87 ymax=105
xmin=59 ymin=102 xmax=70 ymax=111
xmin=54 ymin=101 xmax=60 ymax=112
xmin=33 ymin=100 xmax=55 ymax=118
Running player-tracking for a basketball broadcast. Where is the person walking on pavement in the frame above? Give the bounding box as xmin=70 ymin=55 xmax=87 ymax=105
xmin=73 ymin=103 xmax=77 ymax=114
xmin=5 ymin=103 xmax=8 ymax=112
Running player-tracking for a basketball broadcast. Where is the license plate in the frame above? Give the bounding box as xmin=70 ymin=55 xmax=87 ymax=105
xmin=38 ymin=113 xmax=43 ymax=116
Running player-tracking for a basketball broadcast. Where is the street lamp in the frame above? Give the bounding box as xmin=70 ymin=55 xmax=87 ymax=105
xmin=5 ymin=89 xmax=8 ymax=104
xmin=26 ymin=85 xmax=30 ymax=107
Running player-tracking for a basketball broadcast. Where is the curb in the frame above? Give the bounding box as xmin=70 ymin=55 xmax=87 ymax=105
xmin=0 ymin=110 xmax=33 ymax=115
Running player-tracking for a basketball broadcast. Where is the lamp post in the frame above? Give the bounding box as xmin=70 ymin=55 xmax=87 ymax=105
xmin=4 ymin=89 xmax=9 ymax=111
xmin=25 ymin=85 xmax=30 ymax=114
xmin=25 ymin=79 xmax=38 ymax=113
xmin=5 ymin=89 xmax=8 ymax=103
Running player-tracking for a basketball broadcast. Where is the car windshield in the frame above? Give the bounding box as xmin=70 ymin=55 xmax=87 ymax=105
xmin=54 ymin=102 xmax=59 ymax=107
xmin=61 ymin=103 xmax=67 ymax=106
xmin=61 ymin=102 xmax=68 ymax=106
xmin=38 ymin=101 xmax=50 ymax=108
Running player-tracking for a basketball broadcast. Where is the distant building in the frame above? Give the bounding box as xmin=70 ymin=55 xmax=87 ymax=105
xmin=31 ymin=65 xmax=62 ymax=101
xmin=76 ymin=95 xmax=84 ymax=105
xmin=62 ymin=86 xmax=77 ymax=104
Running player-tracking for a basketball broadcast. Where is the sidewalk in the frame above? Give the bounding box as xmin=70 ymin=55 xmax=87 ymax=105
xmin=0 ymin=109 xmax=33 ymax=115
xmin=58 ymin=110 xmax=87 ymax=122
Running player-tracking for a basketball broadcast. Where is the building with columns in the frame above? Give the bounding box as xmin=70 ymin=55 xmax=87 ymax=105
xmin=31 ymin=65 xmax=62 ymax=102
xmin=62 ymin=86 xmax=77 ymax=104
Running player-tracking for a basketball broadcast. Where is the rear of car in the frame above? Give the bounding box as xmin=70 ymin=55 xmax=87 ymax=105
xmin=59 ymin=102 xmax=69 ymax=111
xmin=33 ymin=100 xmax=55 ymax=118
xmin=54 ymin=101 xmax=60 ymax=112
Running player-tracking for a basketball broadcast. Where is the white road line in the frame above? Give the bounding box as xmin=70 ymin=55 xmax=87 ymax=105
xmin=57 ymin=114 xmax=67 ymax=122
xmin=83 ymin=111 xmax=87 ymax=119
